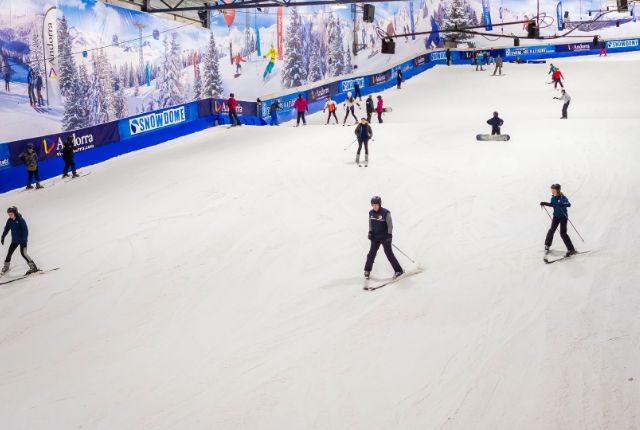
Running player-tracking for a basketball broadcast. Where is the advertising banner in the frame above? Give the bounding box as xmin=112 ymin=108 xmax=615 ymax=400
xmin=42 ymin=6 xmax=61 ymax=106
xmin=482 ymin=0 xmax=493 ymax=31
xmin=504 ymin=45 xmax=555 ymax=57
xmin=429 ymin=51 xmax=447 ymax=62
xmin=0 ymin=144 xmax=10 ymax=171
xmin=556 ymin=1 xmax=563 ymax=31
xmin=413 ymin=54 xmax=428 ymax=66
xmin=555 ymin=42 xmax=594 ymax=52
xmin=211 ymin=99 xmax=258 ymax=117
xmin=277 ymin=7 xmax=284 ymax=60
xmin=119 ymin=103 xmax=199 ymax=140
xmin=339 ymin=77 xmax=366 ymax=93
xmin=370 ymin=71 xmax=391 ymax=86
xmin=8 ymin=122 xmax=120 ymax=166
xmin=308 ymin=83 xmax=337 ymax=102
xmin=606 ymin=38 xmax=640 ymax=50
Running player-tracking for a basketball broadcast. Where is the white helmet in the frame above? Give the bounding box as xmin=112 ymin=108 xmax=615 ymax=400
xmin=347 ymin=91 xmax=352 ymax=97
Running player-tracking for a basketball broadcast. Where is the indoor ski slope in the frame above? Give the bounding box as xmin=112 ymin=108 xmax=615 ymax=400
xmin=1 ymin=52 xmax=639 ymax=430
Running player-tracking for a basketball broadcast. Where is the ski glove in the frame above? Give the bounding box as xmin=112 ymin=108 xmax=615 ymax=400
xmin=1 ymin=236 xmax=4 ymax=246
xmin=540 ymin=202 xmax=551 ymax=206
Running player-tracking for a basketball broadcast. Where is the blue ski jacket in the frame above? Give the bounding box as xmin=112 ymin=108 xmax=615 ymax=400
xmin=543 ymin=195 xmax=571 ymax=218
xmin=2 ymin=215 xmax=29 ymax=245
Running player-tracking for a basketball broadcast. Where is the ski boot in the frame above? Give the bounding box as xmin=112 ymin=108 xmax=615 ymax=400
xmin=364 ymin=271 xmax=370 ymax=279
xmin=565 ymin=249 xmax=578 ymax=258
xmin=26 ymin=185 xmax=34 ymax=190
xmin=62 ymin=173 xmax=69 ymax=178
xmin=393 ymin=270 xmax=404 ymax=279
xmin=72 ymin=173 xmax=80 ymax=178
xmin=35 ymin=183 xmax=43 ymax=189
xmin=25 ymin=261 xmax=39 ymax=276
xmin=1 ymin=262 xmax=9 ymax=275
xmin=355 ymin=154 xmax=360 ymax=165
xmin=364 ymin=154 xmax=369 ymax=167
xmin=544 ymin=245 xmax=550 ymax=255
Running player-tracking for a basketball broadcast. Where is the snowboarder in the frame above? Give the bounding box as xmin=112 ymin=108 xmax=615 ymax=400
xmin=492 ymin=55 xmax=503 ymax=76
xmin=293 ymin=94 xmax=308 ymax=126
xmin=343 ymin=92 xmax=360 ymax=126
xmin=554 ymin=89 xmax=571 ymax=119
xmin=61 ymin=136 xmax=78 ymax=178
xmin=551 ymin=68 xmax=564 ymax=88
xmin=263 ymin=45 xmax=277 ymax=79
xmin=376 ymin=95 xmax=384 ymax=124
xmin=233 ymin=53 xmax=246 ymax=74
xmin=396 ymin=68 xmax=403 ymax=89
xmin=486 ymin=111 xmax=504 ymax=135
xmin=227 ymin=93 xmax=241 ymax=126
xmin=446 ymin=48 xmax=452 ymax=66
xmin=354 ymin=117 xmax=372 ymax=165
xmin=1 ymin=206 xmax=38 ymax=276
xmin=540 ymin=184 xmax=576 ymax=257
xmin=35 ymin=73 xmax=44 ymax=106
xmin=27 ymin=67 xmax=36 ymax=107
xmin=353 ymin=81 xmax=362 ymax=101
xmin=19 ymin=143 xmax=42 ymax=190
xmin=323 ymin=96 xmax=338 ymax=125
xmin=364 ymin=196 xmax=404 ymax=279
xmin=269 ymin=99 xmax=280 ymax=126
xmin=365 ymin=95 xmax=374 ymax=123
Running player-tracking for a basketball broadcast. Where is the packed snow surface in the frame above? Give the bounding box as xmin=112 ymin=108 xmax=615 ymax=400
xmin=1 ymin=52 xmax=639 ymax=430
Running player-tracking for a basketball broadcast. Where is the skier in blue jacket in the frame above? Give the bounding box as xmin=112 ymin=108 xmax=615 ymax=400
xmin=1 ymin=206 xmax=38 ymax=275
xmin=540 ymin=184 xmax=577 ymax=257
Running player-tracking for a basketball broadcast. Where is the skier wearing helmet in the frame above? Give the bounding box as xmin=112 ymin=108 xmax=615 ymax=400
xmin=540 ymin=184 xmax=577 ymax=258
xmin=1 ymin=206 xmax=38 ymax=275
xmin=364 ymin=196 xmax=404 ymax=280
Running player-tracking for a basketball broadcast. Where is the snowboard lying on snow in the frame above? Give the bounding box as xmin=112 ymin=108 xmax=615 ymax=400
xmin=476 ymin=134 xmax=510 ymax=141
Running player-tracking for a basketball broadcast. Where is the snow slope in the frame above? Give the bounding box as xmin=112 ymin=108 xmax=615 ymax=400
xmin=1 ymin=52 xmax=639 ymax=430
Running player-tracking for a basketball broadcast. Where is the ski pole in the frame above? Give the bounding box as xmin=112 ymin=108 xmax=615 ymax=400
xmin=560 ymin=208 xmax=585 ymax=243
xmin=542 ymin=205 xmax=553 ymax=220
xmin=343 ymin=139 xmax=356 ymax=151
xmin=392 ymin=244 xmax=416 ymax=264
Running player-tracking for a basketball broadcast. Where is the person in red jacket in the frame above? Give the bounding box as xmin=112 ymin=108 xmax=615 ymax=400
xmin=375 ymin=95 xmax=384 ymax=124
xmin=551 ymin=69 xmax=564 ymax=89
xmin=233 ymin=53 xmax=245 ymax=74
xmin=227 ymin=93 xmax=241 ymax=127
xmin=293 ymin=94 xmax=308 ymax=126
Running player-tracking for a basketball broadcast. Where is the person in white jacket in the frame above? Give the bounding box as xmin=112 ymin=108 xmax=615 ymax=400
xmin=554 ymin=90 xmax=571 ymax=119
xmin=343 ymin=92 xmax=360 ymax=126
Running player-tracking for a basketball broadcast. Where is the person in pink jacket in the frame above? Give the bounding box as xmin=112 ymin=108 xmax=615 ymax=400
xmin=375 ymin=95 xmax=384 ymax=123
xmin=293 ymin=94 xmax=308 ymax=126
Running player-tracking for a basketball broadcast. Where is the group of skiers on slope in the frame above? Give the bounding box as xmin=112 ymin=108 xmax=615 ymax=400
xmin=16 ymin=136 xmax=79 ymax=191
xmin=360 ymin=182 xmax=577 ymax=281
xmin=548 ymin=63 xmax=571 ymax=119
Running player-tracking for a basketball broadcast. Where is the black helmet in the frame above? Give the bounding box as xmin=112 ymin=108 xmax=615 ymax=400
xmin=371 ymin=196 xmax=382 ymax=205
xmin=26 ymin=143 xmax=34 ymax=149
xmin=550 ymin=183 xmax=561 ymax=190
xmin=7 ymin=206 xmax=18 ymax=215
xmin=376 ymin=95 xmax=381 ymax=99
xmin=230 ymin=93 xmax=234 ymax=97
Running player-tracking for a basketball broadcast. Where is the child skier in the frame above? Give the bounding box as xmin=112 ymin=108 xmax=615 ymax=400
xmin=19 ymin=143 xmax=42 ymax=190
xmin=323 ymin=96 xmax=338 ymax=125
xmin=1 ymin=206 xmax=38 ymax=275
xmin=61 ymin=136 xmax=78 ymax=178
xmin=262 ymin=45 xmax=277 ymax=79
xmin=551 ymin=68 xmax=564 ymax=88
xmin=554 ymin=89 xmax=571 ymax=119
xmin=269 ymin=99 xmax=280 ymax=126
xmin=364 ymin=196 xmax=404 ymax=279
xmin=540 ymin=184 xmax=577 ymax=257
xmin=343 ymin=92 xmax=360 ymax=126
xmin=354 ymin=117 xmax=372 ymax=166
xmin=486 ymin=111 xmax=504 ymax=135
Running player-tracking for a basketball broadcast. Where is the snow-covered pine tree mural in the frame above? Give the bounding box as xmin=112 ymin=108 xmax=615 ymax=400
xmin=193 ymin=62 xmax=203 ymax=100
xmin=62 ymin=74 xmax=85 ymax=131
xmin=115 ymin=69 xmax=129 ymax=119
xmin=327 ymin=15 xmax=345 ymax=77
xmin=442 ymin=0 xmax=476 ymax=44
xmin=58 ymin=16 xmax=77 ymax=98
xmin=344 ymin=43 xmax=353 ymax=75
xmin=157 ymin=33 xmax=184 ymax=109
xmin=28 ymin=24 xmax=44 ymax=80
xmin=307 ymin=35 xmax=323 ymax=82
xmin=281 ymin=7 xmax=306 ymax=88
xmin=202 ymin=33 xmax=224 ymax=99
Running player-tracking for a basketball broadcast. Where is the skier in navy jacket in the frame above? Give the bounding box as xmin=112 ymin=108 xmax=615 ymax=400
xmin=364 ymin=196 xmax=403 ymax=279
xmin=1 ymin=206 xmax=38 ymax=275
xmin=487 ymin=111 xmax=504 ymax=135
xmin=540 ymin=184 xmax=576 ymax=257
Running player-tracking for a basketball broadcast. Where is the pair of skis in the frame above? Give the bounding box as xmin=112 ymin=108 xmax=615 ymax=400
xmin=544 ymin=250 xmax=590 ymax=264
xmin=363 ymin=268 xmax=423 ymax=291
xmin=0 ymin=268 xmax=59 ymax=286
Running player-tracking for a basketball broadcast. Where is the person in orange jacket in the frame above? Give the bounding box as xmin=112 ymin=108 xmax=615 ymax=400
xmin=233 ymin=53 xmax=245 ymax=74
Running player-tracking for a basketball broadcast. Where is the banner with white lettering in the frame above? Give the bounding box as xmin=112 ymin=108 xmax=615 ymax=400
xmin=42 ymin=6 xmax=61 ymax=106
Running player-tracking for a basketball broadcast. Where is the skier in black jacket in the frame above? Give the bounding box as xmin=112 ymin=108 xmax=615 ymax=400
xmin=62 ymin=136 xmax=78 ymax=178
xmin=487 ymin=111 xmax=504 ymax=135
xmin=364 ymin=196 xmax=403 ymax=279
xmin=1 ymin=206 xmax=38 ymax=275
xmin=354 ymin=118 xmax=372 ymax=165
xmin=365 ymin=95 xmax=374 ymax=123
xmin=396 ymin=69 xmax=403 ymax=89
